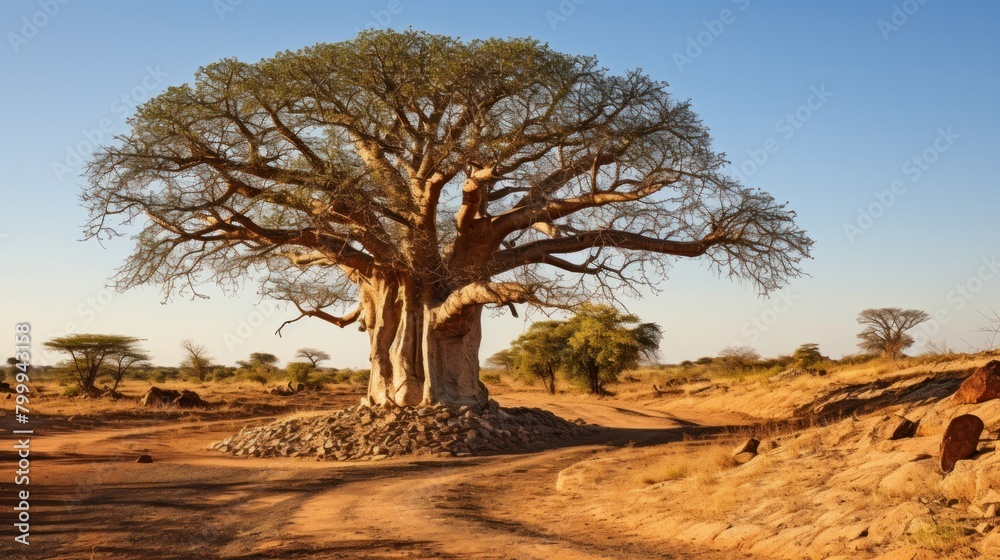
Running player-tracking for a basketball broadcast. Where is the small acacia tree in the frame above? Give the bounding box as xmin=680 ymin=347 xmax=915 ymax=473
xmin=857 ymin=308 xmax=930 ymax=361
xmin=179 ymin=339 xmax=214 ymax=381
xmin=792 ymin=343 xmax=824 ymax=371
xmin=717 ymin=345 xmax=761 ymax=373
xmin=107 ymin=347 xmax=151 ymax=391
xmin=484 ymin=349 xmax=516 ymax=374
xmin=83 ymin=29 xmax=812 ymax=407
xmin=509 ymin=320 xmax=569 ymax=394
xmin=562 ymin=304 xmax=661 ymax=394
xmin=44 ymin=334 xmax=147 ymax=395
xmin=296 ymin=347 xmax=331 ymax=368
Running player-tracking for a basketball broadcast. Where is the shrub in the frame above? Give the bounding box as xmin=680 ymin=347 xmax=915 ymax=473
xmin=286 ymin=361 xmax=314 ymax=384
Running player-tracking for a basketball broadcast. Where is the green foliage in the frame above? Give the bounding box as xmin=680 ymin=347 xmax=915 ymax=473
xmin=244 ymin=372 xmax=270 ymax=386
xmin=249 ymin=352 xmax=279 ymax=367
xmin=792 ymin=343 xmax=825 ymax=370
xmin=484 ymin=349 xmax=516 ymax=373
xmin=43 ymin=334 xmax=148 ymax=393
xmin=560 ymin=304 xmax=662 ymax=395
xmin=510 ymin=320 xmax=569 ymax=394
xmin=286 ymin=361 xmax=314 ymax=384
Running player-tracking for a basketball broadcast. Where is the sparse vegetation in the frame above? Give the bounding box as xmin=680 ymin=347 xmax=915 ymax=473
xmin=43 ymin=334 xmax=149 ymax=395
xmin=857 ymin=308 xmax=931 ymax=362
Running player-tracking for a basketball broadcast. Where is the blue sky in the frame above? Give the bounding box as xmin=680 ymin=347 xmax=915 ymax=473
xmin=2 ymin=0 xmax=998 ymax=368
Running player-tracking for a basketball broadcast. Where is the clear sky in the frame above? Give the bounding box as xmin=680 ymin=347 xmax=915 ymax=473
xmin=2 ymin=0 xmax=998 ymax=368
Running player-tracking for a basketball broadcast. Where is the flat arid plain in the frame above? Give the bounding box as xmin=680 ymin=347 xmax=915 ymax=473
xmin=4 ymin=352 xmax=1000 ymax=559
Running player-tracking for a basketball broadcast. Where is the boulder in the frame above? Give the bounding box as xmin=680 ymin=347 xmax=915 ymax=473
xmin=940 ymin=414 xmax=984 ymax=473
xmin=172 ymin=390 xmax=206 ymax=408
xmin=874 ymin=416 xmax=919 ymax=441
xmin=135 ymin=454 xmax=153 ymax=463
xmin=140 ymin=386 xmax=180 ymax=407
xmin=733 ymin=437 xmax=760 ymax=456
xmin=140 ymin=386 xmax=206 ymax=408
xmin=954 ymin=361 xmax=1000 ymax=404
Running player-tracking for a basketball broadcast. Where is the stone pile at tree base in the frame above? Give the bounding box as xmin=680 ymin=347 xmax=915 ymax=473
xmin=211 ymin=400 xmax=600 ymax=460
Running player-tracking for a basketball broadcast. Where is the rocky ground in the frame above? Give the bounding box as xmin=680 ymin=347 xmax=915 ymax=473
xmin=211 ymin=399 xmax=600 ymax=460
xmin=554 ymin=360 xmax=1000 ymax=559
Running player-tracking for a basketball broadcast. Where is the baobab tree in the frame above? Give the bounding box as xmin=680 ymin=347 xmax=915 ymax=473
xmin=83 ymin=30 xmax=812 ymax=407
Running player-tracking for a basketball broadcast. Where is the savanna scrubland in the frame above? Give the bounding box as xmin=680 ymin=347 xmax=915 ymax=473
xmin=3 ymin=347 xmax=1000 ymax=559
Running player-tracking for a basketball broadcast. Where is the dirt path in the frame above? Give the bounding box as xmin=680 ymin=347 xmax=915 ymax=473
xmin=0 ymin=394 xmax=752 ymax=559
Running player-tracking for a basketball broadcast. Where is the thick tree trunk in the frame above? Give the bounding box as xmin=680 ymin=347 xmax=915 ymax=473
xmin=361 ymin=275 xmax=488 ymax=408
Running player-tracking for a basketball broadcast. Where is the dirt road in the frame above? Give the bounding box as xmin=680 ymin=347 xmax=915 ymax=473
xmin=0 ymin=393 xmax=752 ymax=559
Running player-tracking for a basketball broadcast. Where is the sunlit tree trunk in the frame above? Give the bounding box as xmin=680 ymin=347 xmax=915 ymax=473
xmin=361 ymin=275 xmax=487 ymax=407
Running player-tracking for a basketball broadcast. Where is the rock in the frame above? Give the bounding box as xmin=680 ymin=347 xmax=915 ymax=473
xmin=140 ymin=386 xmax=180 ymax=407
xmin=733 ymin=437 xmax=760 ymax=456
xmin=141 ymin=386 xmax=206 ymax=408
xmin=875 ymin=416 xmax=920 ymax=440
xmin=136 ymin=454 xmax=153 ymax=463
xmin=940 ymin=414 xmax=984 ymax=473
xmin=954 ymin=361 xmax=1000 ymax=404
xmin=733 ymin=452 xmax=757 ymax=465
xmin=172 ymin=389 xmax=206 ymax=408
xmin=211 ymin=399 xmax=596 ymax=462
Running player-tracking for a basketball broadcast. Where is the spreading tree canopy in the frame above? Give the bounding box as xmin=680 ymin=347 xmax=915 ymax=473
xmin=857 ymin=308 xmax=930 ymax=360
xmin=83 ymin=30 xmax=812 ymax=407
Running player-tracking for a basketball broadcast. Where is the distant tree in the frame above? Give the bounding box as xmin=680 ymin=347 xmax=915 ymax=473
xmin=286 ymin=361 xmax=314 ymax=384
xmin=295 ymin=348 xmax=331 ymax=368
xmin=484 ymin=349 xmax=516 ymax=374
xmin=179 ymin=339 xmax=214 ymax=382
xmin=792 ymin=343 xmax=825 ymax=370
xmin=717 ymin=345 xmax=761 ymax=372
xmin=43 ymin=334 xmax=147 ymax=395
xmin=695 ymin=357 xmax=714 ymax=366
xmin=4 ymin=357 xmax=15 ymax=382
xmin=857 ymin=308 xmax=930 ymax=360
xmin=509 ymin=321 xmax=570 ymax=394
xmin=249 ymin=353 xmax=279 ymax=369
xmin=107 ymin=347 xmax=151 ymax=391
xmin=561 ymin=304 xmax=662 ymax=394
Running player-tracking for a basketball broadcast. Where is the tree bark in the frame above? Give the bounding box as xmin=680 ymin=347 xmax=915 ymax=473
xmin=361 ymin=275 xmax=488 ymax=408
